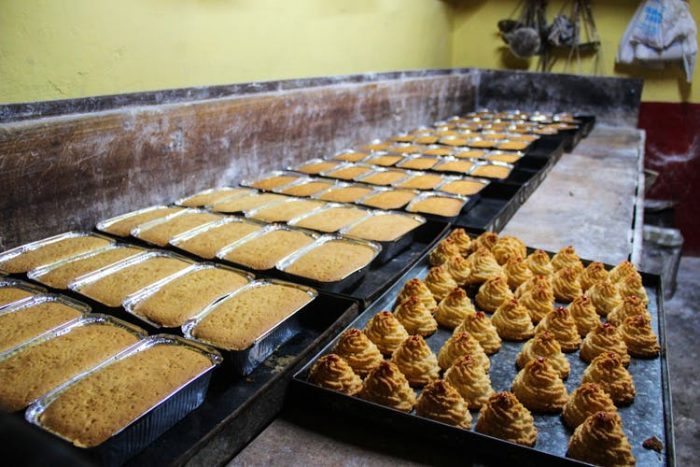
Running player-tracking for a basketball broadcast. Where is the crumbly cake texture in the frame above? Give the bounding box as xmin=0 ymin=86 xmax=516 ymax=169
xmin=39 ymin=344 xmax=212 ymax=448
xmin=434 ymin=160 xmax=474 ymax=174
xmin=285 ymin=241 xmax=376 ymax=282
xmin=251 ymin=175 xmax=300 ymax=190
xmin=398 ymin=174 xmax=444 ymax=190
xmin=180 ymin=188 xmax=251 ymax=207
xmin=212 ymin=193 xmax=287 ymax=213
xmin=498 ymin=141 xmax=529 ymax=151
xmin=0 ymin=302 xmax=83 ymax=352
xmin=177 ymin=221 xmax=263 ymax=259
xmin=439 ymin=180 xmax=486 ymax=196
xmin=408 ymin=197 xmax=464 ymax=217
xmin=193 ymin=283 xmax=313 ymax=350
xmin=455 ymin=150 xmax=486 ymax=159
xmin=400 ymin=158 xmax=438 ymax=170
xmin=281 ymin=181 xmax=334 ymax=197
xmin=347 ymin=215 xmax=421 ymax=242
xmin=328 ymin=166 xmax=372 ymax=180
xmin=294 ymin=207 xmax=368 ymax=233
xmin=333 ymin=152 xmax=367 ymax=162
xmin=423 ymin=147 xmax=452 ymax=156
xmin=362 ymin=190 xmax=417 ymax=210
xmin=487 ymin=153 xmax=521 ymax=163
xmin=102 ymin=207 xmax=182 ymax=237
xmin=135 ymin=268 xmax=249 ymax=327
xmin=223 ymin=230 xmax=315 ymax=270
xmin=1 ymin=236 xmax=113 ymax=274
xmin=297 ymin=161 xmax=340 ymax=174
xmin=318 ymin=186 xmax=374 ymax=203
xmin=251 ymin=200 xmax=326 ymax=223
xmin=136 ymin=212 xmax=222 ymax=246
xmin=362 ymin=171 xmax=407 ymax=186
xmin=308 ymin=354 xmax=362 ymax=395
xmin=0 ymin=323 xmax=140 ymax=412
xmin=0 ymin=287 xmax=35 ymax=307
xmin=471 ymin=165 xmax=511 ymax=179
xmin=368 ymin=155 xmax=402 ymax=166
xmin=78 ymin=257 xmax=191 ymax=307
xmin=416 ymin=380 xmax=472 ymax=428
xmin=37 ymin=247 xmax=143 ymax=289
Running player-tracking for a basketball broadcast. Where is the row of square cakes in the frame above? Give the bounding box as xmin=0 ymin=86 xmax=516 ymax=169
xmin=307 ymin=229 xmax=656 ymax=467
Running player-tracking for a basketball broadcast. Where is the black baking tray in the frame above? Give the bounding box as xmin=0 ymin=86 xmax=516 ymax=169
xmin=289 ymin=227 xmax=675 ymax=467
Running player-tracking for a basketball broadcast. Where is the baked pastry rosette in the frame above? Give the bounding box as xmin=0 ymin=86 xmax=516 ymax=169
xmin=308 ymin=354 xmax=363 ymax=395
xmin=552 ymin=266 xmax=583 ymax=302
xmin=438 ymin=331 xmax=489 ymax=371
xmin=492 ymin=299 xmax=535 ymax=341
xmin=475 ymin=276 xmax=514 ymax=313
xmin=566 ymin=412 xmax=635 ymax=467
xmin=512 ymin=357 xmax=568 ymax=413
xmin=567 ymin=296 xmax=600 ymax=337
xmin=562 ymin=383 xmax=617 ymax=429
xmin=519 ymin=284 xmax=554 ymax=324
xmin=514 ymin=274 xmax=552 ymax=299
xmin=445 ymin=228 xmax=472 ymax=256
xmin=435 ymin=288 xmax=475 ymax=329
xmin=492 ymin=236 xmax=527 ymax=265
xmin=333 ymin=328 xmax=383 ymax=377
xmin=608 ymin=295 xmax=650 ymax=326
xmin=415 ymin=380 xmax=472 ymax=429
xmin=551 ymin=245 xmax=584 ymax=273
xmin=582 ymin=352 xmax=636 ymax=406
xmin=364 ymin=311 xmax=409 ymax=356
xmin=473 ymin=231 xmax=499 ymax=252
xmin=455 ymin=312 xmax=502 ymax=355
xmin=609 ymin=260 xmax=642 ymax=284
xmin=516 ymin=331 xmax=570 ymax=379
xmin=444 ymin=355 xmax=494 ymax=409
xmin=579 ymin=261 xmax=609 ymax=292
xmin=396 ymin=278 xmax=437 ymax=311
xmin=391 ymin=335 xmax=440 ymax=386
xmin=588 ymin=279 xmax=623 ymax=317
xmin=580 ymin=322 xmax=630 ymax=366
xmin=535 ymin=307 xmax=581 ymax=352
xmin=465 ymin=248 xmax=505 ymax=285
xmin=526 ymin=249 xmax=553 ymax=276
xmin=617 ymin=272 xmax=649 ymax=306
xmin=394 ymin=296 xmax=438 ymax=337
xmin=359 ymin=361 xmax=416 ymax=412
xmin=475 ymin=392 xmax=537 ymax=447
xmin=445 ymin=255 xmax=471 ymax=286
xmin=429 ymin=238 xmax=460 ymax=267
xmin=424 ymin=266 xmax=458 ymax=301
xmin=620 ymin=314 xmax=660 ymax=358
xmin=504 ymin=255 xmax=533 ymax=290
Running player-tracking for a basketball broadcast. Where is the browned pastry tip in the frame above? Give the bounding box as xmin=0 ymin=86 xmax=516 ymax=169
xmin=511 ymin=357 xmax=568 ymax=413
xmin=562 ymin=382 xmax=617 ymax=429
xmin=535 ymin=306 xmax=581 ymax=352
xmin=424 ymin=266 xmax=459 ymax=301
xmin=415 ymin=380 xmax=472 ymax=428
xmin=333 ymin=328 xmax=383 ymax=377
xmin=492 ymin=298 xmax=535 ymax=341
xmin=429 ymin=238 xmax=461 ymax=267
xmin=620 ymin=314 xmax=660 ymax=358
xmin=308 ymin=354 xmax=363 ymax=395
xmin=364 ymin=311 xmax=409 ymax=356
xmin=566 ymin=411 xmax=635 ymax=466
xmin=475 ymin=276 xmax=514 ymax=313
xmin=526 ymin=249 xmax=553 ymax=276
xmin=445 ymin=228 xmax=473 ymax=256
xmin=580 ymin=322 xmax=630 ymax=366
xmin=582 ymin=352 xmax=636 ymax=406
xmin=391 ymin=334 xmax=440 ymax=386
xmin=435 ymin=287 xmax=475 ymax=329
xmin=515 ymin=331 xmax=570 ymax=379
xmin=455 ymin=311 xmax=502 ymax=355
xmin=393 ymin=296 xmax=438 ymax=337
xmin=579 ymin=261 xmax=609 ymax=291
xmin=475 ymin=391 xmax=537 ymax=446
xmin=359 ymin=361 xmax=416 ymax=412
xmin=395 ymin=278 xmax=437 ymax=311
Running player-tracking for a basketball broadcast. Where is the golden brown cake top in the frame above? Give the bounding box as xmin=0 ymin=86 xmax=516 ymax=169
xmin=284 ymin=240 xmax=376 ymax=282
xmin=250 ymin=199 xmax=326 ymax=223
xmin=407 ymin=196 xmax=464 ymax=217
xmin=222 ymin=229 xmax=315 ymax=270
xmin=0 ymin=301 xmax=84 ymax=353
xmin=345 ymin=214 xmax=421 ymax=242
xmin=0 ymin=287 xmax=36 ymax=308
xmin=135 ymin=212 xmax=222 ymax=246
xmin=361 ymin=190 xmax=416 ymax=210
xmin=176 ymin=221 xmax=262 ymax=259
xmin=250 ymin=174 xmax=300 ymax=190
xmin=318 ymin=185 xmax=374 ymax=203
xmin=211 ymin=193 xmax=286 ymax=213
xmin=1 ymin=236 xmax=112 ymax=274
xmin=293 ymin=207 xmax=368 ymax=233
xmin=180 ymin=188 xmax=251 ymax=208
xmin=281 ymin=181 xmax=334 ymax=197
xmin=101 ymin=207 xmax=183 ymax=237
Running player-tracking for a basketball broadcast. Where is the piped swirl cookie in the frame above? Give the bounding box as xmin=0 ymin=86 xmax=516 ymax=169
xmin=535 ymin=307 xmax=581 ymax=352
xmin=492 ymin=236 xmax=527 ymax=265
xmin=551 ymin=245 xmax=583 ymax=273
xmin=359 ymin=361 xmax=416 ymax=412
xmin=465 ymin=248 xmax=505 ymax=285
xmin=588 ymin=279 xmax=622 ymax=317
xmin=475 ymin=276 xmax=514 ymax=313
xmin=429 ymin=238 xmax=460 ymax=267
xmin=444 ymin=355 xmax=494 ymax=409
xmin=620 ymin=314 xmax=660 ymax=358
xmin=394 ymin=296 xmax=438 ymax=337
xmin=580 ymin=322 xmax=630 ymax=366
xmin=512 ymin=357 xmax=568 ymax=413
xmin=435 ymin=288 xmax=475 ymax=329
xmin=566 ymin=412 xmax=635 ymax=467
xmin=308 ymin=354 xmax=363 ymax=395
xmin=445 ymin=255 xmax=471 ymax=286
xmin=516 ymin=331 xmax=570 ymax=379
xmin=608 ymin=295 xmax=650 ymax=326
xmin=424 ymin=266 xmax=458 ymax=301
xmin=364 ymin=311 xmax=409 ymax=356
xmin=475 ymin=392 xmax=537 ymax=447
xmin=473 ymin=231 xmax=499 ymax=252
xmin=396 ymin=278 xmax=437 ymax=311
xmin=579 ymin=262 xmax=609 ymax=291
xmin=454 ymin=312 xmax=502 ymax=355
xmin=567 ymin=296 xmax=600 ymax=337
xmin=514 ymin=274 xmax=552 ymax=299
xmin=333 ymin=329 xmax=383 ymax=377
xmin=391 ymin=335 xmax=440 ymax=386
xmin=519 ymin=283 xmax=555 ymax=324
xmin=609 ymin=260 xmax=641 ymax=284
xmin=526 ymin=249 xmax=553 ymax=276
xmin=445 ymin=228 xmax=472 ymax=256
xmin=504 ymin=255 xmax=533 ymax=290
xmin=415 ymin=380 xmax=472 ymax=429
xmin=617 ymin=272 xmax=649 ymax=306
xmin=438 ymin=331 xmax=489 ymax=371
xmin=582 ymin=352 xmax=636 ymax=406
xmin=562 ymin=383 xmax=617 ymax=429
xmin=492 ymin=299 xmax=535 ymax=341
xmin=552 ymin=266 xmax=583 ymax=302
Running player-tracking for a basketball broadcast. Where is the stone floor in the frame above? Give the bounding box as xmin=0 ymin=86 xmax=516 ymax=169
xmin=664 ymin=256 xmax=700 ymax=466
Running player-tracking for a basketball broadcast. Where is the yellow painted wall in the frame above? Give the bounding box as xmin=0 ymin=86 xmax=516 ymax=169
xmin=0 ymin=0 xmax=452 ymax=104
xmin=451 ymin=0 xmax=700 ymax=103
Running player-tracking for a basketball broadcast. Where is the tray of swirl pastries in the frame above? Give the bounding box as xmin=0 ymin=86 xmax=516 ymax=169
xmin=292 ymin=228 xmax=672 ymax=466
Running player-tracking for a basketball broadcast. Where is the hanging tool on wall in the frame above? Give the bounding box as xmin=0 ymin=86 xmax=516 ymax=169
xmin=498 ymin=0 xmax=548 ymax=62
xmin=547 ymin=0 xmax=601 ymax=74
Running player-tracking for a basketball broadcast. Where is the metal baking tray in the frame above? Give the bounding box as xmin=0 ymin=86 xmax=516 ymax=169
xmin=0 ymin=276 xmax=46 ymax=310
xmin=0 ymin=231 xmax=116 ymax=277
xmin=469 ymin=160 xmax=515 ymax=181
xmin=390 ymin=169 xmax=448 ymax=191
xmin=291 ymin=228 xmax=675 ymax=467
xmin=396 ymin=154 xmax=442 ymax=171
xmin=122 ymin=262 xmax=255 ymax=329
xmin=431 ymin=156 xmax=478 ymax=175
xmin=276 ymin=235 xmax=382 ymax=293
xmin=97 ymin=205 xmax=184 ymax=238
xmin=0 ymin=294 xmax=91 ymax=358
xmin=239 ymin=170 xmax=305 ymax=193
xmin=26 ymin=334 xmax=222 ymax=466
xmin=174 ymin=187 xmax=256 ymax=208
xmin=182 ymin=278 xmax=317 ymax=376
xmin=287 ymin=202 xmax=372 ymax=234
xmin=405 ymin=191 xmax=478 ymax=223
xmin=435 ymin=175 xmax=491 ymax=197
xmin=271 ymin=176 xmax=336 ymax=198
xmin=288 ymin=158 xmax=345 ymax=175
